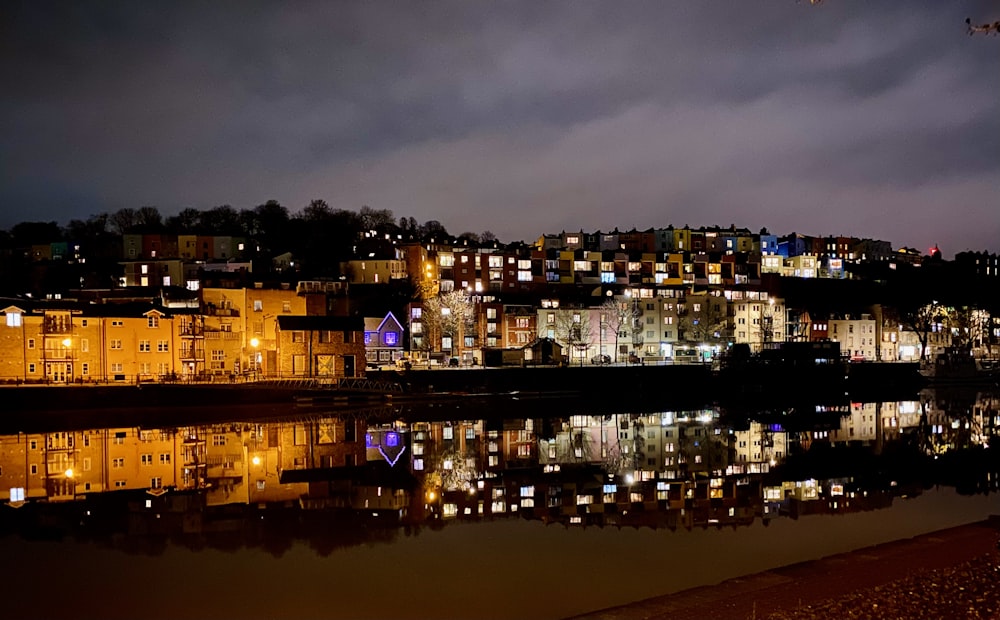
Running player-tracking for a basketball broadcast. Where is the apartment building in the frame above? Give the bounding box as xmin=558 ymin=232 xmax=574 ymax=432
xmin=828 ymin=315 xmax=878 ymax=361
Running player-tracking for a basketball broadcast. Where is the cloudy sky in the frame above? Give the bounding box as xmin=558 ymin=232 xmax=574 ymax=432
xmin=2 ymin=1 xmax=997 ymax=254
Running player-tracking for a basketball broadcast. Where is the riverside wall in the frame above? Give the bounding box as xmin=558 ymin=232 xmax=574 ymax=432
xmin=0 ymin=362 xmax=925 ymax=425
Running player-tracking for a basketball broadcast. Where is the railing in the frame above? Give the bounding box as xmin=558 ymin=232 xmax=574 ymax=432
xmin=42 ymin=321 xmax=73 ymax=334
xmin=179 ymin=348 xmax=205 ymax=361
xmin=337 ymin=377 xmax=404 ymax=393
xmin=42 ymin=349 xmax=73 ymax=360
xmin=204 ymin=331 xmax=240 ymax=340
xmin=204 ymin=307 xmax=239 ymax=317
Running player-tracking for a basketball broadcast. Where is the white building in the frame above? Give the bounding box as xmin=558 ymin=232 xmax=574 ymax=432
xmin=730 ymin=293 xmax=786 ymax=351
xmin=829 ymin=315 xmax=878 ymax=361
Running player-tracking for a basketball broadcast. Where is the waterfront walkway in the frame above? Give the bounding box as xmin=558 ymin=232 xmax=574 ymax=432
xmin=570 ymin=517 xmax=1000 ymax=620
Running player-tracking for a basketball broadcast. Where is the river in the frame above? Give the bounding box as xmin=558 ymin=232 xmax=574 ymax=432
xmin=0 ymin=387 xmax=997 ymax=619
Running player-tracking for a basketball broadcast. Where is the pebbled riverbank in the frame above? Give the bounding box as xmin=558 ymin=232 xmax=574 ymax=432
xmin=569 ymin=516 xmax=1000 ymax=620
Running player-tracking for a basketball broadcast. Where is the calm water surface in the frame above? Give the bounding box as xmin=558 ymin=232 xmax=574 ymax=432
xmin=1 ymin=389 xmax=997 ymax=619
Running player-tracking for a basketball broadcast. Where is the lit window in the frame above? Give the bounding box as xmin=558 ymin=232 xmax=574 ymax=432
xmin=5 ymin=312 xmax=21 ymax=327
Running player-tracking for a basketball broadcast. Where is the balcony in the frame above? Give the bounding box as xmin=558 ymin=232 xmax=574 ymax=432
xmin=205 ymin=331 xmax=240 ymax=341
xmin=180 ymin=324 xmax=204 ymax=337
xmin=297 ymin=280 xmax=344 ymax=295
xmin=179 ymin=347 xmax=205 ymax=361
xmin=42 ymin=319 xmax=73 ymax=334
xmin=42 ymin=348 xmax=74 ymax=360
xmin=204 ymin=306 xmax=240 ymax=317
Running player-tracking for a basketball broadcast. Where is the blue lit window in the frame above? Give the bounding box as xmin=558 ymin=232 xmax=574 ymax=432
xmin=385 ymin=432 xmax=399 ymax=447
xmin=364 ymin=332 xmax=373 ymax=345
xmin=365 ymin=433 xmax=374 ymax=448
xmin=384 ymin=331 xmax=398 ymax=346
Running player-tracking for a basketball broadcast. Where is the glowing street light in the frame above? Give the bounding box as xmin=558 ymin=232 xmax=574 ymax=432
xmin=62 ymin=337 xmax=72 ymax=348
xmin=65 ymin=468 xmax=74 ymax=478
xmin=249 ymin=338 xmax=261 ymax=380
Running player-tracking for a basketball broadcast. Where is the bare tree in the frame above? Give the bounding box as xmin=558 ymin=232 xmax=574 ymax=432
xmin=164 ymin=208 xmax=202 ymax=233
xmin=420 ymin=291 xmax=476 ymax=360
xmin=949 ymin=305 xmax=992 ymax=355
xmin=358 ymin=206 xmax=396 ymax=231
xmin=679 ymin=293 xmax=728 ymax=347
xmin=300 ymin=199 xmax=331 ymax=222
xmin=553 ymin=308 xmax=593 ymax=365
xmin=200 ymin=204 xmax=243 ymax=236
xmin=599 ymin=298 xmax=637 ymax=362
xmin=108 ymin=208 xmax=138 ymax=235
xmin=899 ymin=300 xmax=947 ymax=361
xmin=136 ymin=206 xmax=163 ymax=229
xmin=64 ymin=213 xmax=109 ymax=241
xmin=419 ymin=220 xmax=449 ymax=240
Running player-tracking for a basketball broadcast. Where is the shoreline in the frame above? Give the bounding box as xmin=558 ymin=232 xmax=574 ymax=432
xmin=568 ymin=516 xmax=1000 ymax=620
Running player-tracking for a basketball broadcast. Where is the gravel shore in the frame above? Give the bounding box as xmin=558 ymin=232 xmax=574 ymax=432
xmin=766 ymin=552 xmax=1000 ymax=620
xmin=570 ymin=518 xmax=1000 ymax=620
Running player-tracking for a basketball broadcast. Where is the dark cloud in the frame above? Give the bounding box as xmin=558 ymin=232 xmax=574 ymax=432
xmin=1 ymin=0 xmax=997 ymax=255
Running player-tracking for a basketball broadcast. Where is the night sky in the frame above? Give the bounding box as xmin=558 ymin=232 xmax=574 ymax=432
xmin=2 ymin=1 xmax=998 ymax=254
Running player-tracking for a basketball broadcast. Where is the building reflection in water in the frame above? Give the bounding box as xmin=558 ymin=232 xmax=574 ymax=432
xmin=0 ymin=389 xmax=997 ymax=553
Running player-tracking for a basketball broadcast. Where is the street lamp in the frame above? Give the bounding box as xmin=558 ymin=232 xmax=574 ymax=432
xmin=249 ymin=338 xmax=261 ymax=381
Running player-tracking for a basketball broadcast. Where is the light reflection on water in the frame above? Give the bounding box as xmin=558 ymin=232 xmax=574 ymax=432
xmin=0 ymin=388 xmax=997 ymax=619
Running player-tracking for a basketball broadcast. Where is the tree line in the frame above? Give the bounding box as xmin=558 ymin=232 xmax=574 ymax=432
xmin=0 ymin=200 xmax=500 ymax=252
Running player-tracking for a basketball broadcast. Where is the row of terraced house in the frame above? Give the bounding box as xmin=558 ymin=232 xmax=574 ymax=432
xmin=3 ymin=225 xmax=998 ymax=380
xmin=0 ymin=284 xmax=376 ymax=384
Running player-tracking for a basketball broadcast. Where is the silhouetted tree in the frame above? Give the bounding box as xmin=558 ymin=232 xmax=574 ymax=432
xmin=64 ymin=213 xmax=109 ymax=242
xmin=136 ymin=206 xmax=163 ymax=230
xmin=251 ymin=200 xmax=291 ymax=253
xmin=300 ymin=199 xmax=331 ymax=222
xmin=201 ymin=205 xmax=243 ymax=236
xmin=10 ymin=221 xmax=62 ymax=246
xmin=358 ymin=206 xmax=396 ymax=232
xmin=108 ymin=208 xmax=138 ymax=235
xmin=164 ymin=208 xmax=202 ymax=233
xmin=420 ymin=220 xmax=449 ymax=240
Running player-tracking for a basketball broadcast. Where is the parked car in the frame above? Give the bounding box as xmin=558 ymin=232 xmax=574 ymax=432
xmin=591 ymin=354 xmax=611 ymax=365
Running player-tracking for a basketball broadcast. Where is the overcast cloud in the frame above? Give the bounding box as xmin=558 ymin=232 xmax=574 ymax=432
xmin=2 ymin=1 xmax=997 ymax=254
